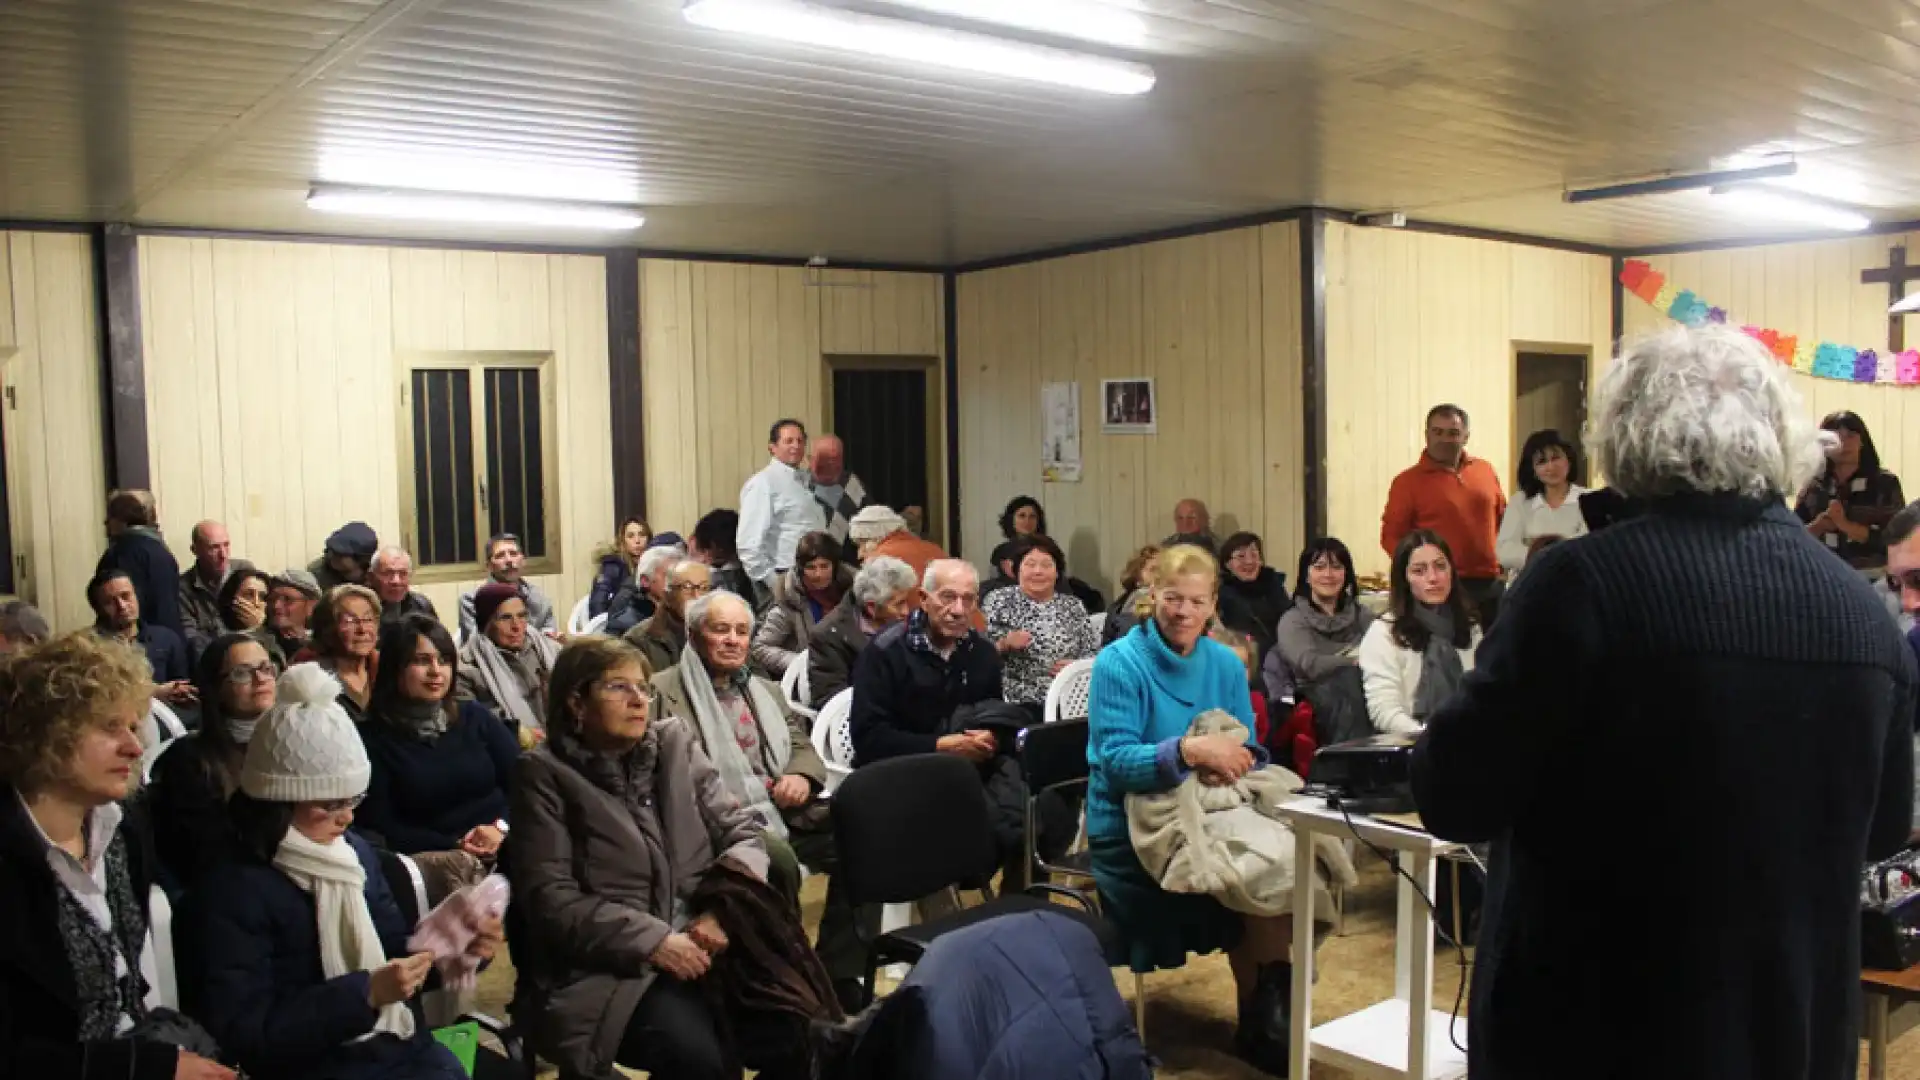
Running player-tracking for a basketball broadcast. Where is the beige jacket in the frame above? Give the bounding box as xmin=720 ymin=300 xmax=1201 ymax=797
xmin=1127 ymin=710 xmax=1358 ymax=919
xmin=507 ymin=717 xmax=768 ymax=1080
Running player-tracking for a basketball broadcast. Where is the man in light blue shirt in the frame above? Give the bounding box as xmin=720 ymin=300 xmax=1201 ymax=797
xmin=737 ymin=418 xmax=826 ymax=607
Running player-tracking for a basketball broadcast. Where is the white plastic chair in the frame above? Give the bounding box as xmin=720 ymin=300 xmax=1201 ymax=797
xmin=811 ymin=688 xmax=855 ymax=794
xmin=1042 ymin=657 xmax=1096 ymax=725
xmin=149 ymin=885 xmax=178 ymax=1009
xmin=1087 ymin=611 xmax=1107 ymax=637
xmin=567 ymin=596 xmax=592 ymax=635
xmin=782 ymin=649 xmax=816 ymax=719
xmin=584 ymin=612 xmax=608 ymax=635
xmin=140 ymin=700 xmax=188 ymax=782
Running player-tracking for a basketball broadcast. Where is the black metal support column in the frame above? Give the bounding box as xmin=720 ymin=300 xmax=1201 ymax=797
xmin=1299 ymin=210 xmax=1329 ymax=542
xmin=606 ymin=251 xmax=646 ymax=519
xmin=98 ymin=223 xmax=148 ymax=490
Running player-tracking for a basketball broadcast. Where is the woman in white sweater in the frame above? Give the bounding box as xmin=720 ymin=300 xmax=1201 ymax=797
xmin=1359 ymin=529 xmax=1480 ymax=735
xmin=1496 ymin=429 xmax=1588 ymax=576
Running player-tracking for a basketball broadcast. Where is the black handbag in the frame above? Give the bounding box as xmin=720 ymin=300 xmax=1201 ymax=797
xmin=1862 ymin=850 xmax=1920 ymax=971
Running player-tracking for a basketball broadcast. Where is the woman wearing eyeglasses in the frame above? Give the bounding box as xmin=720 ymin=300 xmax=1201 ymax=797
xmin=194 ymin=663 xmax=496 ymax=1080
xmin=302 ymin=584 xmax=383 ymax=724
xmin=148 ymin=632 xmax=284 ymax=885
xmin=355 ymin=617 xmax=518 ymax=898
xmin=511 ymin=636 xmax=830 ymax=1080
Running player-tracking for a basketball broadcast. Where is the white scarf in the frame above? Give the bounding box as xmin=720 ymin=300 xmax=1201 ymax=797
xmin=676 ymin=641 xmax=793 ymax=838
xmin=272 ymin=828 xmax=416 ymax=1041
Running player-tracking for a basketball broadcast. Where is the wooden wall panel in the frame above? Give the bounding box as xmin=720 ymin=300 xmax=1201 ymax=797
xmin=140 ymin=237 xmax=612 ymax=624
xmin=955 ymin=222 xmax=1305 ymax=597
xmin=1622 ymin=233 xmax=1920 ymax=502
xmin=1324 ymin=224 xmax=1613 ymax=576
xmin=638 ymin=260 xmax=942 ymax=537
xmin=2 ymin=232 xmax=108 ymax=632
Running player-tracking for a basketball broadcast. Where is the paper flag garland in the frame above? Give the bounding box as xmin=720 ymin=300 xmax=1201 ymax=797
xmin=1620 ymin=258 xmax=1908 ymax=387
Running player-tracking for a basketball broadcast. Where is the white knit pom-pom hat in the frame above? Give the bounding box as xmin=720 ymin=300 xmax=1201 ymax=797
xmin=239 ymin=662 xmax=371 ymax=803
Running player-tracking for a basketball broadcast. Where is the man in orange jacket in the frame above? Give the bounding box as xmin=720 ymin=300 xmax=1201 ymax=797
xmin=1381 ymin=403 xmax=1508 ymax=626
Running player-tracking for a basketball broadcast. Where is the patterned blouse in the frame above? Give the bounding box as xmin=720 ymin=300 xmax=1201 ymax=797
xmin=984 ymin=587 xmax=1098 ymax=706
xmin=1793 ymin=466 xmax=1906 ymax=570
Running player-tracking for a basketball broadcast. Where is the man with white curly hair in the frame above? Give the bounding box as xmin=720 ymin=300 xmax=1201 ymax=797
xmin=1410 ymin=325 xmax=1915 ymax=1080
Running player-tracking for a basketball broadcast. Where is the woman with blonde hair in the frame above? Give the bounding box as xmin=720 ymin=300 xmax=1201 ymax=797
xmin=1087 ymin=545 xmax=1302 ymax=1072
xmin=302 ymin=584 xmax=382 ymax=722
xmin=0 ymin=633 xmax=234 ymax=1079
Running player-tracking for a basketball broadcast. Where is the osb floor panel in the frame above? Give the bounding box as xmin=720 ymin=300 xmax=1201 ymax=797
xmin=472 ymin=852 xmax=1912 ymax=1078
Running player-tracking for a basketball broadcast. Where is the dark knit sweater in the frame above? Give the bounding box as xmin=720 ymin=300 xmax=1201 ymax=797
xmin=1412 ymin=495 xmax=1915 ymax=1080
xmin=356 ymin=701 xmax=519 ymax=855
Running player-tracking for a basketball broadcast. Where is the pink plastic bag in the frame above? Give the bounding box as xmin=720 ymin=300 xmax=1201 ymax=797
xmin=407 ymin=873 xmax=511 ymax=991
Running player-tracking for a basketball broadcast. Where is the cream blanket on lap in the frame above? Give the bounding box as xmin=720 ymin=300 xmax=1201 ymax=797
xmin=1126 ymin=709 xmax=1358 ymax=919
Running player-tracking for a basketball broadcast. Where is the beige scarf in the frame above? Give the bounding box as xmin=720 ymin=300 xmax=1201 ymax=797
xmin=272 ymin=829 xmax=416 ymax=1041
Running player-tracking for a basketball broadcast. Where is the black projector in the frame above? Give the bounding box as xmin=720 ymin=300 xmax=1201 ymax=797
xmin=1304 ymin=734 xmax=1417 ymax=815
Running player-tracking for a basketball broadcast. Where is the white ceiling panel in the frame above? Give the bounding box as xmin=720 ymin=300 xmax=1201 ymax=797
xmin=15 ymin=0 xmax=1920 ymax=261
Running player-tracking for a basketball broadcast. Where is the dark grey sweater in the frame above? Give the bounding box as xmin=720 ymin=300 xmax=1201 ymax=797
xmin=1413 ymin=494 xmax=1914 ymax=1080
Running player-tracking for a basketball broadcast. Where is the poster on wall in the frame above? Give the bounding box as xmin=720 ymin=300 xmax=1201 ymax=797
xmin=1101 ymin=378 xmax=1157 ymax=434
xmin=1041 ymin=382 xmax=1083 ymax=482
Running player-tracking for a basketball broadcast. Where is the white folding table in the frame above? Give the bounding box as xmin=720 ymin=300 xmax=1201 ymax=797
xmin=1277 ymin=798 xmax=1468 ymax=1080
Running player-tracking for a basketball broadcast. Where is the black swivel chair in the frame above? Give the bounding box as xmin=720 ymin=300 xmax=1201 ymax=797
xmin=831 ymin=752 xmax=1115 ymax=1007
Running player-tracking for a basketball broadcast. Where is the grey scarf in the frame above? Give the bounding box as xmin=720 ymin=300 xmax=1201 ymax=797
xmin=1409 ymin=604 xmax=1466 ymax=722
xmin=385 ymin=696 xmax=450 ymax=742
xmin=56 ymin=830 xmax=149 ymax=1040
xmin=1294 ymin=595 xmax=1360 ymax=638
xmin=461 ymin=631 xmax=558 ymax=735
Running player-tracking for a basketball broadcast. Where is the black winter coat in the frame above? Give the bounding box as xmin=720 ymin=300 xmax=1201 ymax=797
xmin=190 ymin=831 xmax=464 ymax=1080
xmin=0 ymin=788 xmax=181 ymax=1080
xmin=97 ymin=529 xmax=186 ymax=639
xmin=849 ymin=617 xmax=1003 ymax=764
xmin=807 ymin=596 xmax=870 ymax=709
xmin=1413 ymin=495 xmax=1916 ymax=1080
xmin=589 ymin=551 xmax=632 ymax=618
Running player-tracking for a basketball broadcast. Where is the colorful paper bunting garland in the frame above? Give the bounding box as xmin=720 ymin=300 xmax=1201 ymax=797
xmin=1621 ymin=259 xmax=1920 ymax=386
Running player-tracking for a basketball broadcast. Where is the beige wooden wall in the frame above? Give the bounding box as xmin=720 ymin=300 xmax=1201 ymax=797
xmin=1325 ymin=223 xmax=1614 ymax=577
xmin=954 ymin=223 xmax=1304 ymax=596
xmin=1 ymin=231 xmax=109 ymax=632
xmin=1621 ymin=232 xmax=1920 ymax=498
xmin=138 ymin=237 xmax=613 ymax=620
xmin=638 ymin=262 xmax=945 ymax=536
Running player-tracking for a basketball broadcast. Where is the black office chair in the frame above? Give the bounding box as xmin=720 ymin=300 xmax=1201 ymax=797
xmin=832 ymin=752 xmax=1115 ymax=1007
xmin=1018 ymin=718 xmax=1095 ymax=889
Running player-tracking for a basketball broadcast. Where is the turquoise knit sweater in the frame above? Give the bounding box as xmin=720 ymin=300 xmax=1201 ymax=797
xmin=1086 ymin=619 xmax=1259 ymax=842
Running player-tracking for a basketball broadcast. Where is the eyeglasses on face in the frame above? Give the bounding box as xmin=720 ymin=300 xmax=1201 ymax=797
xmin=316 ymin=793 xmax=366 ymax=814
xmin=671 ymin=581 xmax=713 ymax=595
xmin=337 ymin=614 xmax=377 ymax=629
xmin=596 ymin=679 xmax=652 ymax=705
xmin=224 ymin=662 xmax=277 ymax=685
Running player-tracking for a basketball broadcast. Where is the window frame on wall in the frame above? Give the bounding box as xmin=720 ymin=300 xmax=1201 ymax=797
xmin=395 ymin=350 xmax=561 ymax=585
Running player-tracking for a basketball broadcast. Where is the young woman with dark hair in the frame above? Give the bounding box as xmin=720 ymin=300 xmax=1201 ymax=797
xmin=1796 ymin=410 xmax=1907 ymax=572
xmin=1357 ymin=530 xmax=1479 ymax=735
xmin=1496 ymin=429 xmax=1588 ymax=577
xmin=355 ymin=616 xmax=517 ymax=864
xmin=1269 ymin=538 xmax=1374 ymax=700
xmin=998 ymin=495 xmax=1048 ymax=540
xmin=149 ymin=632 xmax=283 ymax=883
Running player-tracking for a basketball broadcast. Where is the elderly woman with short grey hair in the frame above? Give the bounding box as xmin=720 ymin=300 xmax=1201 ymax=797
xmin=807 ymin=555 xmax=919 ymax=709
xmin=1410 ymin=325 xmax=1916 ymax=1080
xmin=652 ymin=589 xmax=867 ymax=1005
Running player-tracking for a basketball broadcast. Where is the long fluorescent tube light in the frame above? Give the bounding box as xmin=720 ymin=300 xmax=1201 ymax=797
xmin=1707 ymin=187 xmax=1870 ymax=233
xmin=879 ymin=0 xmax=1146 ymax=48
xmin=682 ymin=0 xmax=1155 ymax=95
xmin=307 ymin=183 xmax=645 ymax=230
xmin=1891 ymin=292 xmax=1920 ymax=316
xmin=1565 ymin=161 xmax=1799 ymax=204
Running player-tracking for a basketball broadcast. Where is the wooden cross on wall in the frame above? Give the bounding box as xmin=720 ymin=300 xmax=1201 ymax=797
xmin=1862 ymin=245 xmax=1920 ymax=352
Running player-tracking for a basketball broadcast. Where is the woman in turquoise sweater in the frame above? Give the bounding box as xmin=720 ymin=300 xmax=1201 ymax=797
xmin=1087 ymin=544 xmax=1297 ymax=1074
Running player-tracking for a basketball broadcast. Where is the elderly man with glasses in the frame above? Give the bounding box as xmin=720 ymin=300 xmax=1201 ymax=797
xmin=622 ymin=559 xmax=712 ymax=675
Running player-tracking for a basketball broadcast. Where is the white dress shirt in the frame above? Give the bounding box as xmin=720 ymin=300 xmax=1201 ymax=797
xmin=19 ymin=793 xmax=161 ymax=1031
xmin=1495 ymin=485 xmax=1589 ymax=575
xmin=737 ymin=459 xmax=826 ymax=585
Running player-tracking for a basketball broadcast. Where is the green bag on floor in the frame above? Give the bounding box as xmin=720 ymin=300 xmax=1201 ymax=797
xmin=432 ymin=1021 xmax=481 ymax=1077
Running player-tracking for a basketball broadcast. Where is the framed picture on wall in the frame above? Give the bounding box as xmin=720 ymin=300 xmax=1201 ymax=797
xmin=1101 ymin=378 xmax=1156 ymax=434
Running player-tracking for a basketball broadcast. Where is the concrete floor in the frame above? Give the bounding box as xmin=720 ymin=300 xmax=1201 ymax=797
xmin=471 ymin=851 xmax=1912 ymax=1078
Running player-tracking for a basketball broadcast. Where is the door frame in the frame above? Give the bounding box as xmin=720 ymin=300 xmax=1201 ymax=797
xmin=821 ymin=354 xmax=947 ymax=546
xmin=1509 ymin=342 xmax=1593 ymax=486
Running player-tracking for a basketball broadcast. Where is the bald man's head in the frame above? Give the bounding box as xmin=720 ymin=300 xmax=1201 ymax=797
xmin=810 ymin=434 xmax=846 ymax=486
xmin=1174 ymin=499 xmax=1211 ymax=537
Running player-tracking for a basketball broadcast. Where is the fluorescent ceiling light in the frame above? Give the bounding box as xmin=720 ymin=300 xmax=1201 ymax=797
xmin=1564 ymin=161 xmax=1798 ymax=204
xmin=307 ymin=183 xmax=645 ymax=230
xmin=1891 ymin=292 xmax=1920 ymax=316
xmin=682 ymin=0 xmax=1155 ymax=95
xmin=318 ymin=145 xmax=640 ymax=205
xmin=1708 ymin=187 xmax=1869 ymax=232
xmin=879 ymin=0 xmax=1146 ymax=47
